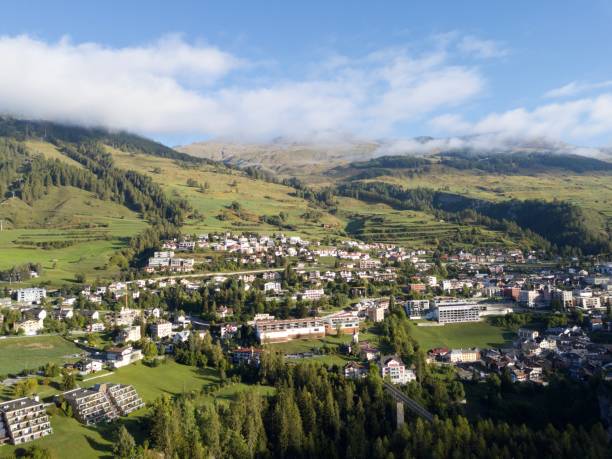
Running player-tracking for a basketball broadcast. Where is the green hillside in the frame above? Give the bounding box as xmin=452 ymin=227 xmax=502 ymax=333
xmin=0 ymin=186 xmax=146 ymax=284
xmin=1 ymin=118 xmax=612 ymax=287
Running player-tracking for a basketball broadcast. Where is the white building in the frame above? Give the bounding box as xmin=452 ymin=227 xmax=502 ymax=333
xmin=264 ymin=282 xmax=282 ymax=293
xmin=300 ymin=289 xmax=325 ymax=301
xmin=105 ymin=346 xmax=143 ymax=368
xmin=367 ymin=306 xmax=385 ymax=323
xmin=380 ymin=356 xmax=416 ymax=385
xmin=17 ymin=319 xmax=43 ymax=336
xmin=255 ymin=318 xmax=325 ymax=343
xmin=576 ymin=296 xmax=602 ymax=310
xmin=15 ymin=288 xmax=46 ymax=304
xmin=449 ymin=348 xmax=480 ymax=363
xmin=433 ymin=299 xmax=480 ymax=324
xmin=119 ymin=326 xmax=141 ymax=343
xmin=150 ymin=321 xmax=173 ymax=340
xmin=519 ymin=290 xmax=539 ymax=308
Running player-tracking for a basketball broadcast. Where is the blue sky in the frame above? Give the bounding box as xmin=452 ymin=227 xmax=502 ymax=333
xmin=2 ymin=0 xmax=612 ymax=148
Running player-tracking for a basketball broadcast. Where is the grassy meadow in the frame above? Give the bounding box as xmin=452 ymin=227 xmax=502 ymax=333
xmin=408 ymin=321 xmax=514 ymax=351
xmin=0 ymin=335 xmax=82 ymax=376
xmin=105 ymin=146 xmax=344 ymax=239
xmin=0 ymin=186 xmax=146 ymax=285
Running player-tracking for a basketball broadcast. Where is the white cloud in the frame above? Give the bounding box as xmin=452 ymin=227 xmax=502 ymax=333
xmin=544 ymin=80 xmax=612 ymax=98
xmin=458 ymin=35 xmax=508 ymax=58
xmin=0 ymin=34 xmax=484 ymax=140
xmin=430 ymin=93 xmax=612 ymax=145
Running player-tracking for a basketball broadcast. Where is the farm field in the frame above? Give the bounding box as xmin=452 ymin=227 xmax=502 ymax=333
xmin=0 ymin=335 xmax=83 ymax=376
xmin=408 ymin=321 xmax=514 ymax=351
xmin=0 ymin=186 xmax=146 ymax=284
xmin=24 ymin=140 xmax=85 ymax=169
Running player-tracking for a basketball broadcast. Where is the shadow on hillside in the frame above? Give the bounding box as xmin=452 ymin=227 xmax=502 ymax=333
xmin=84 ymin=433 xmax=113 ymax=459
xmin=486 ymin=330 xmax=515 ymax=348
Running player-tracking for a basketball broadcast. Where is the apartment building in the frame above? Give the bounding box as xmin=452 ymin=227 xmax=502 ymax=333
xmin=105 ymin=346 xmax=143 ymax=368
xmin=449 ymin=348 xmax=481 ymax=363
xmin=321 ymin=311 xmax=361 ymax=334
xmin=367 ymin=306 xmax=385 ymax=323
xmin=553 ymin=289 xmax=574 ymax=309
xmin=62 ymin=383 xmax=144 ymax=425
xmin=300 ymin=289 xmax=325 ymax=301
xmin=150 ymin=321 xmax=173 ymax=340
xmin=433 ymin=299 xmax=480 ymax=324
xmin=15 ymin=288 xmax=46 ymax=304
xmin=105 ymin=384 xmax=145 ymax=416
xmin=519 ymin=290 xmax=539 ymax=308
xmin=119 ymin=325 xmax=141 ymax=343
xmin=63 ymin=387 xmax=118 ymax=425
xmin=255 ymin=317 xmax=325 ymax=343
xmin=576 ymin=296 xmax=602 ymax=310
xmin=0 ymin=397 xmax=52 ymax=445
xmin=404 ymin=300 xmax=430 ymax=319
xmin=16 ymin=319 xmax=43 ymax=336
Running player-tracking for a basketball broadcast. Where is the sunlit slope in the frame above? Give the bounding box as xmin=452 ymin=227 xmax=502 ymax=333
xmin=0 ymin=186 xmax=146 ymax=284
xmin=105 ymin=146 xmax=345 ymax=238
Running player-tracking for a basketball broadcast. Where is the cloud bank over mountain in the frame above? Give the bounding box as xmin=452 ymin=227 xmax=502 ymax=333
xmin=1 ymin=33 xmax=612 ymax=150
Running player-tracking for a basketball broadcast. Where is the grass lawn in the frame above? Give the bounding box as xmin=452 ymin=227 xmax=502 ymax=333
xmin=88 ymin=360 xmax=220 ymax=402
xmin=2 ymin=411 xmax=117 ymax=459
xmin=0 ymin=335 xmax=83 ymax=376
xmin=409 ymin=321 xmax=514 ymax=351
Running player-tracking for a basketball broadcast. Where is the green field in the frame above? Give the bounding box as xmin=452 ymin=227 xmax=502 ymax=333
xmin=409 ymin=321 xmax=514 ymax=351
xmin=89 ymin=360 xmax=220 ymax=402
xmin=0 ymin=335 xmax=83 ymax=376
xmin=1 ymin=412 xmax=117 ymax=459
xmin=0 ymin=186 xmax=146 ymax=285
xmin=0 ymin=360 xmax=275 ymax=458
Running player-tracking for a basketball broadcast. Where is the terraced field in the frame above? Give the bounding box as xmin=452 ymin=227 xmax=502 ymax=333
xmin=338 ymin=197 xmax=517 ymax=249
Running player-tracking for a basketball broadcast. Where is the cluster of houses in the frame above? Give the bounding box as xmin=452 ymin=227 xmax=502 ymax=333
xmin=153 ymin=232 xmax=428 ymax=277
xmin=232 ymin=339 xmax=417 ymax=386
xmin=426 ymin=324 xmax=612 ymax=384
